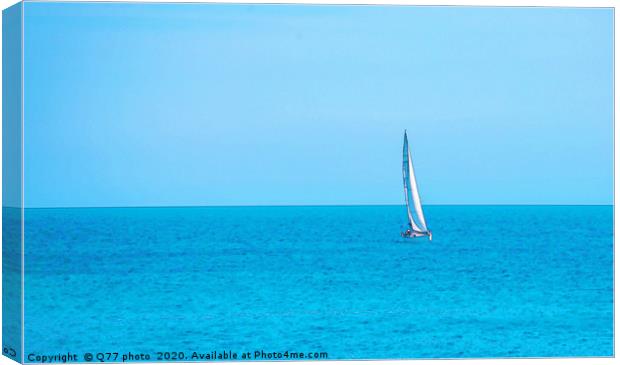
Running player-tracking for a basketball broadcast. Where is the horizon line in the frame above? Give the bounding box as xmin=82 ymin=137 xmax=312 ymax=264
xmin=4 ymin=203 xmax=614 ymax=209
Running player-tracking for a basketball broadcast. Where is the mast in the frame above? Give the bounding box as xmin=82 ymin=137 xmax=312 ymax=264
xmin=402 ymin=130 xmax=428 ymax=233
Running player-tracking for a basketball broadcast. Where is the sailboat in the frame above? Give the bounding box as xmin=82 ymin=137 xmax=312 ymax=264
xmin=401 ymin=130 xmax=432 ymax=240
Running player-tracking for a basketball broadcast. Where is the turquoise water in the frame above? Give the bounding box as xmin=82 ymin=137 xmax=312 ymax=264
xmin=23 ymin=205 xmax=612 ymax=360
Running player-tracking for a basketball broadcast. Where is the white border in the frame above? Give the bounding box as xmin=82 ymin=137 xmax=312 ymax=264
xmin=0 ymin=1 xmax=616 ymax=365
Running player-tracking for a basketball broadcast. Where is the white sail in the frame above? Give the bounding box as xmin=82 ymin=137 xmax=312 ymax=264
xmin=402 ymin=130 xmax=428 ymax=233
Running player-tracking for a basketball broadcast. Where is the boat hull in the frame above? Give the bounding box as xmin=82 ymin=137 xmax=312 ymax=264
xmin=401 ymin=230 xmax=432 ymax=240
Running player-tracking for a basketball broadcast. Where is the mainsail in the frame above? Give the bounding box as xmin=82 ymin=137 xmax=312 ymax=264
xmin=402 ymin=130 xmax=429 ymax=234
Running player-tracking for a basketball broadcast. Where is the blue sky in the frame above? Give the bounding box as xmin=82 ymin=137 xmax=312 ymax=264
xmin=23 ymin=3 xmax=613 ymax=207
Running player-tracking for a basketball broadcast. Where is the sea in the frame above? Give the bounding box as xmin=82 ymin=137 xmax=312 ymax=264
xmin=20 ymin=205 xmax=613 ymax=360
